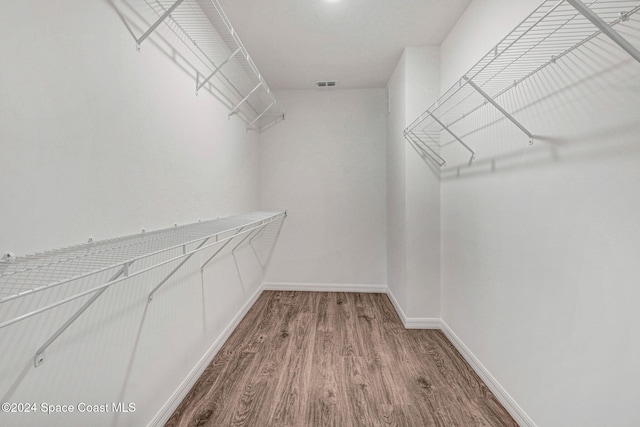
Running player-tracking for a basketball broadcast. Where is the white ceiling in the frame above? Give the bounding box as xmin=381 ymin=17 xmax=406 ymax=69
xmin=218 ymin=0 xmax=472 ymax=90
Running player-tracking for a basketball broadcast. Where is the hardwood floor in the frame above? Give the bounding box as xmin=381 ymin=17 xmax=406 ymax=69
xmin=166 ymin=292 xmax=517 ymax=427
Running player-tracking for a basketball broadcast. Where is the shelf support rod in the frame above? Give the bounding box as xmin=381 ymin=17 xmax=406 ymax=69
xmin=257 ymin=214 xmax=286 ymax=272
xmin=463 ymin=76 xmax=533 ymax=141
xmin=565 ymin=0 xmax=640 ymax=64
xmin=200 ymin=228 xmax=243 ymax=272
xmin=0 ymin=216 xmax=285 ymax=332
xmin=33 ymin=262 xmax=132 ymax=367
xmin=148 ymin=237 xmax=210 ymax=302
xmin=256 ymin=113 xmax=285 ymax=133
xmin=249 ymin=226 xmax=267 ymax=267
xmin=405 ymin=131 xmax=447 ymax=167
xmin=427 ymin=111 xmax=475 ymax=160
xmin=231 ymin=227 xmax=262 ymax=289
xmin=196 ymin=47 xmax=242 ymax=93
xmin=229 ymin=82 xmax=263 ymax=117
xmin=136 ymin=0 xmax=185 ymax=50
xmin=247 ymin=102 xmax=275 ymax=129
xmin=232 ymin=225 xmax=261 ymax=254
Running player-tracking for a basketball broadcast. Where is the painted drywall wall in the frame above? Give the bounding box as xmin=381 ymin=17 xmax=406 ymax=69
xmin=259 ymin=89 xmax=387 ymax=287
xmin=386 ymin=47 xmax=441 ymax=319
xmin=404 ymin=47 xmax=441 ymax=318
xmin=386 ymin=50 xmax=409 ymax=313
xmin=0 ymin=1 xmax=268 ymax=426
xmin=0 ymin=0 xmax=260 ymax=257
xmin=440 ymin=1 xmax=640 ymax=426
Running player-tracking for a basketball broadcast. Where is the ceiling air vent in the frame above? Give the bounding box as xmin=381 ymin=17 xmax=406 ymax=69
xmin=316 ymin=81 xmax=336 ymax=88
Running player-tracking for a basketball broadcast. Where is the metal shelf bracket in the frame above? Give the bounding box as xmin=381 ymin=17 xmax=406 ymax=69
xmin=428 ymin=111 xmax=476 ymax=162
xmin=404 ymin=0 xmax=640 ymax=168
xmin=196 ymin=47 xmax=242 ymax=94
xmin=247 ymin=102 xmax=275 ymax=129
xmin=0 ymin=212 xmax=286 ymax=368
xmin=135 ymin=0 xmax=185 ymax=51
xmin=231 ymin=227 xmax=261 ymax=289
xmin=34 ymin=262 xmax=132 ymax=367
xmin=200 ymin=228 xmax=243 ymax=274
xmin=249 ymin=227 xmax=267 ymax=267
xmin=147 ymin=237 xmax=211 ymax=302
xmin=463 ymin=76 xmax=534 ymax=143
xmin=229 ymin=82 xmax=263 ymax=117
xmin=405 ymin=131 xmax=447 ymax=167
xmin=566 ymin=0 xmax=640 ymax=64
xmin=129 ymin=0 xmax=284 ymax=131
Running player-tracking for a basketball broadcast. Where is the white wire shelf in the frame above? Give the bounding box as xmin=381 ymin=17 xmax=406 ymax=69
xmin=0 ymin=211 xmax=286 ymax=366
xmin=404 ymin=0 xmax=640 ymax=167
xmin=136 ymin=0 xmax=284 ymax=132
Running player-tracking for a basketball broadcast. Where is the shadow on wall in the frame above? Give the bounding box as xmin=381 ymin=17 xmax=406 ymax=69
xmin=105 ymin=0 xmax=231 ymax=109
xmin=408 ymin=20 xmax=640 ymax=181
xmin=0 ymin=215 xmax=285 ymax=426
xmin=104 ymin=0 xmax=283 ymax=132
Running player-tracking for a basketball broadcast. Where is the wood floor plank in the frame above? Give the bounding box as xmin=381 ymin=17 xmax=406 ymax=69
xmin=222 ymin=294 xmax=300 ymax=426
xmin=268 ymin=292 xmax=316 ymax=426
xmin=305 ymin=293 xmax=350 ymax=427
xmin=167 ymin=292 xmax=518 ymax=427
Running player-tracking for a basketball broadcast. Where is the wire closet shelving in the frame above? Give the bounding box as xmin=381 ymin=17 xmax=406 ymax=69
xmin=404 ymin=0 xmax=640 ymax=167
xmin=135 ymin=0 xmax=284 ymax=132
xmin=0 ymin=211 xmax=286 ymax=367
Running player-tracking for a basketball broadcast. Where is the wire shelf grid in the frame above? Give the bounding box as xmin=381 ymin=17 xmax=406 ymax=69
xmin=0 ymin=212 xmax=285 ymax=305
xmin=0 ymin=211 xmax=286 ymax=367
xmin=140 ymin=0 xmax=284 ymax=131
xmin=405 ymin=0 xmax=640 ymax=167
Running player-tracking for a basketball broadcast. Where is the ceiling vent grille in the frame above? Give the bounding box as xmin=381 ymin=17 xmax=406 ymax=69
xmin=316 ymin=81 xmax=336 ymax=88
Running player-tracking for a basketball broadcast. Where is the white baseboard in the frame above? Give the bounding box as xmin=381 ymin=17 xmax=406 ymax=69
xmin=148 ymin=285 xmax=264 ymax=427
xmin=439 ymin=320 xmax=536 ymax=427
xmin=262 ymin=282 xmax=388 ymax=293
xmin=149 ymin=284 xmax=534 ymax=427
xmin=386 ymin=289 xmax=534 ymax=425
xmin=385 ymin=287 xmax=440 ymax=329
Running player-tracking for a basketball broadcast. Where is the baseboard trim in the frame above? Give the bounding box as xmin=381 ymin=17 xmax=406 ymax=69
xmin=149 ymin=284 xmax=534 ymax=427
xmin=148 ymin=285 xmax=264 ymax=427
xmin=439 ymin=320 xmax=536 ymax=427
xmin=385 ymin=288 xmax=440 ymax=329
xmin=262 ymin=282 xmax=388 ymax=293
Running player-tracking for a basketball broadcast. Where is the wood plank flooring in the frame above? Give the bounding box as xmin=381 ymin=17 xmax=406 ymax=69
xmin=166 ymin=291 xmax=517 ymax=427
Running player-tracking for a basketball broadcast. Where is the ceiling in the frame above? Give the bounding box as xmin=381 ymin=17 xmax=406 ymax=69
xmin=217 ymin=0 xmax=472 ymax=90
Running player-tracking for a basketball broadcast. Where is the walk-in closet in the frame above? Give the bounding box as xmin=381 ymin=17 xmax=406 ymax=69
xmin=1 ymin=0 xmax=639 ymax=426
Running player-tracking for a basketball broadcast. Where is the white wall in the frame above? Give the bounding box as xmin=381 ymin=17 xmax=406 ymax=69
xmin=8 ymin=1 xmax=639 ymax=426
xmin=386 ymin=51 xmax=408 ymax=311
xmin=0 ymin=0 xmax=260 ymax=257
xmin=404 ymin=47 xmax=441 ymax=318
xmin=386 ymin=47 xmax=441 ymax=319
xmin=0 ymin=1 xmax=266 ymax=426
xmin=259 ymin=89 xmax=387 ymax=287
xmin=440 ymin=1 xmax=640 ymax=426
